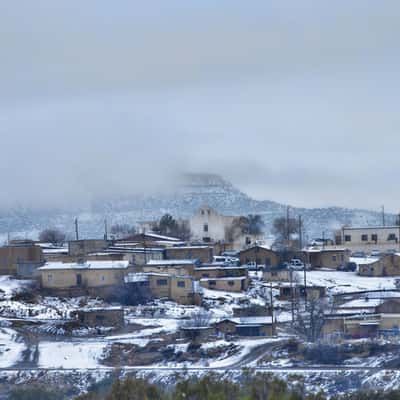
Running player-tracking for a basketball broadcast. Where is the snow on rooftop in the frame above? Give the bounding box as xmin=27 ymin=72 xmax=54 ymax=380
xmin=147 ymin=259 xmax=199 ymax=266
xmin=339 ymin=298 xmax=383 ymax=309
xmin=200 ymin=276 xmax=247 ymax=282
xmin=144 ymin=232 xmax=181 ymax=241
xmin=351 ymin=257 xmax=380 ymax=265
xmin=38 ymin=260 xmax=129 ymax=271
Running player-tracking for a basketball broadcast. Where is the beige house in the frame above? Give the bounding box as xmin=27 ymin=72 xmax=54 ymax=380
xmin=263 ymin=267 xmax=292 ymax=282
xmin=38 ymin=260 xmax=129 ymax=295
xmin=165 ymin=246 xmax=213 ymax=263
xmin=141 ymin=259 xmax=200 ymax=276
xmin=358 ymin=254 xmax=400 ymax=276
xmin=200 ymin=276 xmax=248 ymax=292
xmin=304 ymin=247 xmax=350 ymax=269
xmin=68 ymin=240 xmax=108 ymax=257
xmin=125 ymin=272 xmax=199 ymax=305
xmin=194 ymin=265 xmax=248 ymax=280
xmin=239 ymin=246 xmax=279 ymax=268
xmin=335 ymin=226 xmax=400 ymax=252
xmin=215 ymin=317 xmax=275 ymax=337
xmin=0 ymin=241 xmax=44 ymax=275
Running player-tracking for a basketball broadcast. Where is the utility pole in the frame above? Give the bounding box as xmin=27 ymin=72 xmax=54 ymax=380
xmin=270 ymin=281 xmax=275 ymax=335
xmin=382 ymin=205 xmax=386 ymax=227
xmin=286 ymin=206 xmax=290 ymax=244
xmin=290 ymin=269 xmax=294 ymax=325
xmin=298 ymin=215 xmax=303 ymax=250
xmin=74 ymin=218 xmax=79 ymax=241
xmin=104 ymin=219 xmax=108 ymax=241
xmin=303 ymin=252 xmax=308 ymax=311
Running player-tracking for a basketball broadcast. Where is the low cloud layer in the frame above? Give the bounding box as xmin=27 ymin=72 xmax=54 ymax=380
xmin=1 ymin=1 xmax=400 ymax=212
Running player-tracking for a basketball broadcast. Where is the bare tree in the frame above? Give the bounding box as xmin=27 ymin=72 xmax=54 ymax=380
xmin=292 ymin=297 xmax=328 ymax=342
xmin=272 ymin=216 xmax=299 ymax=251
xmin=153 ymin=214 xmax=191 ymax=240
xmin=226 ymin=214 xmax=264 ymax=242
xmin=110 ymin=224 xmax=136 ymax=239
xmin=39 ymin=228 xmax=66 ymax=246
xmin=179 ymin=311 xmax=212 ymax=343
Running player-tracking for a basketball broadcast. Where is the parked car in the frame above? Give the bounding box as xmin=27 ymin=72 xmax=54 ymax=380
xmin=370 ymin=250 xmax=381 ymax=258
xmin=289 ymin=258 xmax=305 ymax=270
xmin=213 ymin=256 xmax=239 ymax=265
xmin=337 ymin=262 xmax=357 ymax=272
xmin=351 ymin=251 xmax=366 ymax=258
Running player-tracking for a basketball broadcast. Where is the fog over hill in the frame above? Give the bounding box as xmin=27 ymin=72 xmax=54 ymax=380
xmin=0 ymin=173 xmax=396 ymax=242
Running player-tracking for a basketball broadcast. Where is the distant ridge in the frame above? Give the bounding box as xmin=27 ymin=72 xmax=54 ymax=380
xmin=0 ymin=173 xmax=396 ymax=241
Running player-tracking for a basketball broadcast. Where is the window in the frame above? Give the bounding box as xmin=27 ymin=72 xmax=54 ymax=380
xmin=76 ymin=274 xmax=82 ymax=286
xmin=47 ymin=274 xmax=53 ymax=283
xmin=332 ymin=255 xmax=337 ymax=262
xmin=256 ymin=258 xmax=261 ymax=265
xmin=100 ymin=275 xmax=105 ymax=282
xmin=203 ymin=224 xmax=208 ymax=232
xmin=388 ymin=233 xmax=397 ymax=241
xmin=228 ymin=281 xmax=235 ymax=286
xmin=345 ymin=235 xmax=351 ymax=242
xmin=157 ymin=279 xmax=168 ymax=286
xmin=177 ymin=281 xmax=185 ymax=288
xmin=209 ymin=280 xmax=216 ymax=286
xmin=202 ymin=273 xmax=210 ymax=278
xmin=95 ymin=315 xmax=105 ymax=322
xmin=361 ymin=234 xmax=368 ymax=241
xmin=201 ymin=209 xmax=205 ymax=215
xmin=265 ymin=258 xmax=271 ymax=266
xmin=371 ymin=234 xmax=378 ymax=242
xmin=245 ymin=237 xmax=251 ymax=245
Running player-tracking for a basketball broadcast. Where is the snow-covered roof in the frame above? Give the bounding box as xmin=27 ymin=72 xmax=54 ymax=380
xmin=38 ymin=260 xmax=129 ymax=271
xmin=339 ymin=298 xmax=382 ymax=309
xmin=167 ymin=246 xmax=211 ymax=250
xmin=200 ymin=276 xmax=247 ymax=282
xmin=147 ymin=259 xmax=199 ymax=266
xmin=144 ymin=232 xmax=181 ymax=241
xmin=353 ymin=257 xmax=380 ymax=265
xmin=195 ymin=266 xmax=246 ymax=271
xmin=304 ymin=247 xmax=348 ymax=253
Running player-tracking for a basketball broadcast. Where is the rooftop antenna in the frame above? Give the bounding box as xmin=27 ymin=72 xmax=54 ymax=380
xmin=104 ymin=218 xmax=108 ymax=241
xmin=382 ymin=205 xmax=386 ymax=227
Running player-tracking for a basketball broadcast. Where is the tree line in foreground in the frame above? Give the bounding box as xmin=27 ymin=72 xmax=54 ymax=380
xmin=8 ymin=374 xmax=400 ymax=400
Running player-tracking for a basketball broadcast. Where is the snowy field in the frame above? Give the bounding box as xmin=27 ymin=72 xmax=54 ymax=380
xmin=304 ymin=269 xmax=398 ymax=294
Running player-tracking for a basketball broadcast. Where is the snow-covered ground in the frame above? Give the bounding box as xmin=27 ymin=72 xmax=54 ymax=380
xmin=0 ymin=327 xmax=26 ymax=368
xmin=304 ymin=269 xmax=398 ymax=294
xmin=0 ymin=276 xmax=32 ymax=300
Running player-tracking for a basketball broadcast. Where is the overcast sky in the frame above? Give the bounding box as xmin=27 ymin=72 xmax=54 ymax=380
xmin=1 ymin=0 xmax=399 ymax=212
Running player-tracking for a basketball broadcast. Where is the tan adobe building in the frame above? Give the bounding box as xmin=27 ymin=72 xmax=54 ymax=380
xmin=239 ymin=246 xmax=279 ymax=267
xmin=125 ymin=272 xmax=199 ymax=305
xmin=215 ymin=317 xmax=275 ymax=337
xmin=0 ymin=241 xmax=44 ymax=275
xmin=335 ymin=226 xmax=400 ymax=252
xmin=164 ymin=246 xmax=213 ymax=263
xmin=141 ymin=259 xmax=201 ymax=276
xmin=200 ymin=276 xmax=248 ymax=292
xmin=38 ymin=260 xmax=129 ymax=294
xmin=279 ymin=284 xmax=326 ymax=301
xmin=194 ymin=265 xmax=248 ymax=280
xmin=68 ymin=240 xmax=109 ymax=257
xmin=263 ymin=267 xmax=293 ymax=282
xmin=358 ymin=254 xmax=400 ymax=276
xmin=304 ymin=247 xmax=350 ymax=269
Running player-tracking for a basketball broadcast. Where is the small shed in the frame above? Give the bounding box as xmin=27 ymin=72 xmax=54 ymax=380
xmin=74 ymin=307 xmax=124 ymax=328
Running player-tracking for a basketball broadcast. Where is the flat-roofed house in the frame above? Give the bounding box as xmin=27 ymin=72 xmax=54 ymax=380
xmin=0 ymin=241 xmax=44 ymax=275
xmin=239 ymin=246 xmax=279 ymax=268
xmin=303 ymin=247 xmax=350 ymax=269
xmin=165 ymin=246 xmax=213 ymax=263
xmin=358 ymin=254 xmax=400 ymax=276
xmin=215 ymin=317 xmax=275 ymax=337
xmin=38 ymin=260 xmax=129 ymax=296
xmin=141 ymin=259 xmax=201 ymax=276
xmin=68 ymin=240 xmax=109 ymax=257
xmin=200 ymin=276 xmax=249 ymax=292
xmin=336 ymin=226 xmax=400 ymax=252
xmin=194 ymin=265 xmax=248 ymax=280
xmin=124 ymin=272 xmax=199 ymax=305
